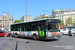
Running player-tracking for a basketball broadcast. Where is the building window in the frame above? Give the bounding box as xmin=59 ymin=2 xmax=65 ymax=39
xmin=68 ymin=15 xmax=70 ymax=17
xmin=56 ymin=17 xmax=58 ymax=18
xmin=73 ymin=18 xmax=75 ymax=19
xmin=62 ymin=16 xmax=63 ymax=19
xmin=73 ymin=15 xmax=75 ymax=17
xmin=71 ymin=15 xmax=72 ymax=17
xmin=65 ymin=18 xmax=67 ymax=21
xmin=58 ymin=12 xmax=59 ymax=13
xmin=71 ymin=10 xmax=72 ymax=12
xmin=74 ymin=21 xmax=75 ymax=23
xmin=59 ymin=17 xmax=60 ymax=18
xmin=59 ymin=12 xmax=61 ymax=13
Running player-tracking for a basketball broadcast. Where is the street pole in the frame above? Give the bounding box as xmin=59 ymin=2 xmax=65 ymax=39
xmin=3 ymin=12 xmax=4 ymax=29
xmin=3 ymin=15 xmax=4 ymax=28
xmin=26 ymin=0 xmax=27 ymax=21
xmin=43 ymin=10 xmax=48 ymax=14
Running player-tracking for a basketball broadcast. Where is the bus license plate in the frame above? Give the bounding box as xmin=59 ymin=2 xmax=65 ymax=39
xmin=52 ymin=32 xmax=57 ymax=35
xmin=54 ymin=37 xmax=57 ymax=38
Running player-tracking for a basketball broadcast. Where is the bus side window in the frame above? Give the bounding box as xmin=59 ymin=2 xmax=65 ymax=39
xmin=11 ymin=25 xmax=14 ymax=31
xmin=21 ymin=25 xmax=24 ymax=31
xmin=13 ymin=26 xmax=16 ymax=31
xmin=25 ymin=25 xmax=27 ymax=31
xmin=19 ymin=27 xmax=22 ymax=31
xmin=18 ymin=27 xmax=20 ymax=31
xmin=31 ymin=25 xmax=33 ymax=31
xmin=24 ymin=26 xmax=27 ymax=31
xmin=15 ymin=26 xmax=18 ymax=31
xmin=24 ymin=27 xmax=25 ymax=31
xmin=26 ymin=25 xmax=31 ymax=31
xmin=32 ymin=25 xmax=38 ymax=31
xmin=42 ymin=25 xmax=45 ymax=31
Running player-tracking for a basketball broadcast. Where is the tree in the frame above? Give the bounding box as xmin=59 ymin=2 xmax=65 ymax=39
xmin=42 ymin=16 xmax=49 ymax=19
xmin=13 ymin=20 xmax=21 ymax=23
xmin=34 ymin=19 xmax=38 ymax=20
xmin=52 ymin=10 xmax=54 ymax=13
xmin=60 ymin=8 xmax=63 ymax=11
xmin=66 ymin=17 xmax=73 ymax=26
xmin=61 ymin=20 xmax=64 ymax=26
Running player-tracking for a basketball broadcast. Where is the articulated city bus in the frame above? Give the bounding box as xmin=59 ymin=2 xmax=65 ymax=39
xmin=10 ymin=19 xmax=61 ymax=40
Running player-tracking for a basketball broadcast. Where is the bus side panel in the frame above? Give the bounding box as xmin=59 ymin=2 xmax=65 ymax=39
xmin=23 ymin=31 xmax=38 ymax=36
xmin=11 ymin=31 xmax=38 ymax=37
xmin=11 ymin=31 xmax=20 ymax=35
xmin=31 ymin=31 xmax=38 ymax=36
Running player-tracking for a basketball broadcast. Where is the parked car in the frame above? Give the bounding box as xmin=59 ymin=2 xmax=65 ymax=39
xmin=0 ymin=31 xmax=10 ymax=37
xmin=60 ymin=28 xmax=70 ymax=35
xmin=69 ymin=28 xmax=75 ymax=36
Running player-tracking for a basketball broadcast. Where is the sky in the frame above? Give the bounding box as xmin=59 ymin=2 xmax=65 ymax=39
xmin=0 ymin=0 xmax=75 ymax=21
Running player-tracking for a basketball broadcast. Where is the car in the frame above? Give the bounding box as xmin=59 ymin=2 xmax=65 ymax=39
xmin=69 ymin=28 xmax=75 ymax=36
xmin=0 ymin=31 xmax=10 ymax=37
xmin=60 ymin=28 xmax=70 ymax=35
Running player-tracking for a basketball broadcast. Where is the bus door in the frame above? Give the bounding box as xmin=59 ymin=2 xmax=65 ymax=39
xmin=38 ymin=24 xmax=46 ymax=38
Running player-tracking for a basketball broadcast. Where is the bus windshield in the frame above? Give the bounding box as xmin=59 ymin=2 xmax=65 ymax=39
xmin=47 ymin=22 xmax=60 ymax=31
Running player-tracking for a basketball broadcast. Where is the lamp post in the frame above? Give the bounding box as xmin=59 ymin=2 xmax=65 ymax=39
xmin=43 ymin=10 xmax=48 ymax=14
xmin=3 ymin=12 xmax=4 ymax=29
xmin=26 ymin=0 xmax=27 ymax=21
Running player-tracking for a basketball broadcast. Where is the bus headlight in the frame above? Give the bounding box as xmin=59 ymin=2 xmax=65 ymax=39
xmin=48 ymin=33 xmax=52 ymax=36
xmin=58 ymin=32 xmax=61 ymax=35
xmin=47 ymin=32 xmax=52 ymax=36
xmin=46 ymin=32 xmax=52 ymax=36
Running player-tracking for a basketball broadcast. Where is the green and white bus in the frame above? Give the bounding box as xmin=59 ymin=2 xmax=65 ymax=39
xmin=10 ymin=19 xmax=61 ymax=40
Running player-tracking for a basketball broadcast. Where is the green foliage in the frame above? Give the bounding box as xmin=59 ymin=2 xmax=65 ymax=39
xmin=52 ymin=10 xmax=54 ymax=12
xmin=13 ymin=20 xmax=21 ymax=23
xmin=42 ymin=16 xmax=49 ymax=19
xmin=61 ymin=20 xmax=64 ymax=26
xmin=34 ymin=19 xmax=38 ymax=20
xmin=66 ymin=17 xmax=73 ymax=25
xmin=60 ymin=8 xmax=63 ymax=11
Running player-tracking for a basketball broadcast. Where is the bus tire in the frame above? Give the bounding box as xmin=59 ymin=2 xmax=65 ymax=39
xmin=33 ymin=35 xmax=37 ymax=40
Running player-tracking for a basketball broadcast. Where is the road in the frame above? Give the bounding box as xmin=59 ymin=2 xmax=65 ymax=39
xmin=0 ymin=35 xmax=75 ymax=50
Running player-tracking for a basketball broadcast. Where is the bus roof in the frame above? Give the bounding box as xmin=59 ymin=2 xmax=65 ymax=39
xmin=11 ymin=18 xmax=60 ymax=25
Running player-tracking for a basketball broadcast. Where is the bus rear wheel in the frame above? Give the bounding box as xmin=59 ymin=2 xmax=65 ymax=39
xmin=33 ymin=35 xmax=37 ymax=40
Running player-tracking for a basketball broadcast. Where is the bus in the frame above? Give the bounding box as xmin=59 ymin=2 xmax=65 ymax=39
xmin=10 ymin=19 xmax=61 ymax=40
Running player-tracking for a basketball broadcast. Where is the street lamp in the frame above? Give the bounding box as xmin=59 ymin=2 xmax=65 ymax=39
xmin=43 ymin=10 xmax=48 ymax=14
xmin=3 ymin=12 xmax=4 ymax=29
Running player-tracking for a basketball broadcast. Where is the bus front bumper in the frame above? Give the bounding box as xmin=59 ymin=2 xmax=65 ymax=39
xmin=46 ymin=35 xmax=61 ymax=39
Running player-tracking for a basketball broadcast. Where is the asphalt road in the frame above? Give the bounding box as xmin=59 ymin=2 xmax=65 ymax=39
xmin=0 ymin=35 xmax=75 ymax=50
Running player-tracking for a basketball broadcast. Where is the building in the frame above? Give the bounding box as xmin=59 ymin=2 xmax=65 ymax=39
xmin=51 ymin=9 xmax=75 ymax=26
xmin=32 ymin=14 xmax=51 ymax=20
xmin=21 ymin=15 xmax=31 ymax=22
xmin=0 ymin=13 xmax=13 ymax=30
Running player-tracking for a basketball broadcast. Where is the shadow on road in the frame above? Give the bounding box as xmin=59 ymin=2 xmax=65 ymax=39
xmin=10 ymin=36 xmax=59 ymax=42
xmin=37 ymin=39 xmax=59 ymax=42
xmin=15 ymin=41 xmax=18 ymax=50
